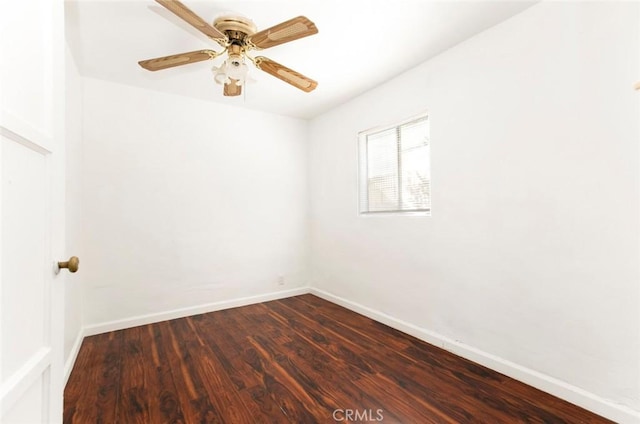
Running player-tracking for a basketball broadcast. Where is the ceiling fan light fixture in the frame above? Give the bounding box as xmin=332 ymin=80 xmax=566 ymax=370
xmin=212 ymin=63 xmax=229 ymax=84
xmin=226 ymin=57 xmax=248 ymax=83
xmin=212 ymin=55 xmax=249 ymax=86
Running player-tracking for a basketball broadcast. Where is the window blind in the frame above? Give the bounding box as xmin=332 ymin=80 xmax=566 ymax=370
xmin=359 ymin=115 xmax=430 ymax=214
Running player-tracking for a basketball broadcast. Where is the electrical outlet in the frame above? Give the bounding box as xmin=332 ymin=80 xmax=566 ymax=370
xmin=277 ymin=275 xmax=285 ymax=286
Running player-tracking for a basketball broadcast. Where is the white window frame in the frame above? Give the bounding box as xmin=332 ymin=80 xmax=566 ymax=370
xmin=358 ymin=112 xmax=431 ymax=216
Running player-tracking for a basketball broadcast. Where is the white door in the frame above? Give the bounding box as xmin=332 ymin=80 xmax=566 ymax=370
xmin=0 ymin=0 xmax=66 ymax=422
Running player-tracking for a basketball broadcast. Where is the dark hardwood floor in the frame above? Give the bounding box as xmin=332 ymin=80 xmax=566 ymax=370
xmin=64 ymin=294 xmax=612 ymax=423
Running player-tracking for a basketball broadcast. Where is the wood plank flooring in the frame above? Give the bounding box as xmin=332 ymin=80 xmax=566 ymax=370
xmin=64 ymin=294 xmax=613 ymax=423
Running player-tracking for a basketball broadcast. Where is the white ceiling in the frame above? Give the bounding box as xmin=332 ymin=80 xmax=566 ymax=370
xmin=66 ymin=0 xmax=536 ymax=119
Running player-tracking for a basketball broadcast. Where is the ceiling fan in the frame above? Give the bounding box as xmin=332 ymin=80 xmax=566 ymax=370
xmin=138 ymin=0 xmax=319 ymax=97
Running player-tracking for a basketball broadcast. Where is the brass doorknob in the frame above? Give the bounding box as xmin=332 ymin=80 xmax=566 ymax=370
xmin=58 ymin=256 xmax=79 ymax=273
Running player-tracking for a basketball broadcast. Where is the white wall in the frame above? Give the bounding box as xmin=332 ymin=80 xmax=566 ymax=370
xmin=309 ymin=1 xmax=639 ymax=417
xmin=63 ymin=45 xmax=84 ymax=367
xmin=81 ymin=79 xmax=309 ymax=326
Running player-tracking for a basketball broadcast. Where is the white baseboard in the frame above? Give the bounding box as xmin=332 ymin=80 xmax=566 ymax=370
xmin=310 ymin=288 xmax=640 ymax=424
xmin=83 ymin=287 xmax=310 ymax=337
xmin=63 ymin=328 xmax=86 ymax=387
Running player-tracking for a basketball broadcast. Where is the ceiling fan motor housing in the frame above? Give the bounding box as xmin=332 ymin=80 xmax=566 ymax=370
xmin=213 ymin=15 xmax=257 ymax=42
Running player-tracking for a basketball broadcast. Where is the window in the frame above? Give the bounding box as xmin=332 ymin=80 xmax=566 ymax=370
xmin=358 ymin=114 xmax=430 ymax=215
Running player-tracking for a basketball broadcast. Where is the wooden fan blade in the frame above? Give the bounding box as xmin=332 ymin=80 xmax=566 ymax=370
xmin=248 ymin=16 xmax=317 ymax=50
xmin=138 ymin=49 xmax=215 ymax=71
xmin=155 ymin=0 xmax=227 ymax=42
xmin=254 ymin=57 xmax=317 ymax=92
xmin=224 ymin=80 xmax=242 ymax=96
